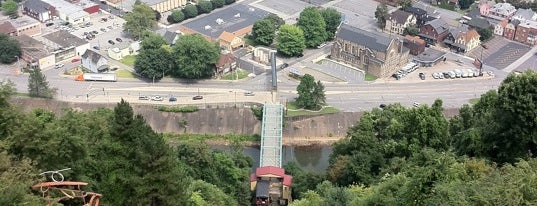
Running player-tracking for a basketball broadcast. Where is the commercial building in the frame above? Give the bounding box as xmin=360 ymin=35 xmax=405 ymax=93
xmin=22 ymin=0 xmax=55 ymax=22
xmin=142 ymin=0 xmax=187 ymax=13
xmin=0 ymin=16 xmax=42 ymax=37
xmin=41 ymin=0 xmax=91 ymax=24
xmin=39 ymin=30 xmax=89 ymax=62
xmin=13 ymin=35 xmax=56 ymax=69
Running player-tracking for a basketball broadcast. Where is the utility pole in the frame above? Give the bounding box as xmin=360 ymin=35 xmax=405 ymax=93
xmin=14 ymin=56 xmax=21 ymax=74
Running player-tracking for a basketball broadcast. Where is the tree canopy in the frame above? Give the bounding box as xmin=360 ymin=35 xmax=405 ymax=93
xmin=212 ymin=0 xmax=225 ymax=8
xmin=375 ymin=3 xmax=388 ymax=29
xmin=172 ymin=34 xmax=220 ymax=79
xmin=28 ymin=68 xmax=56 ymax=99
xmin=168 ymin=10 xmax=185 ymax=23
xmin=183 ymin=4 xmax=198 ymax=18
xmin=264 ymin=14 xmax=285 ymax=29
xmin=134 ymin=32 xmax=173 ymax=80
xmin=320 ymin=8 xmax=342 ymax=41
xmin=1 ymin=0 xmax=18 ymax=18
xmin=123 ymin=4 xmax=157 ymax=38
xmin=0 ymin=34 xmax=21 ymax=64
xmin=197 ymin=0 xmax=213 ymax=14
xmin=295 ymin=74 xmax=326 ymax=110
xmin=252 ymin=19 xmax=276 ymax=46
xmin=297 ymin=7 xmax=327 ymax=48
xmin=276 ymin=25 xmax=306 ymax=57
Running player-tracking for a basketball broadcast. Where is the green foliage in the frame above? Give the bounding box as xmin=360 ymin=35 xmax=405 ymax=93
xmin=187 ymin=180 xmax=237 ymax=206
xmin=168 ymin=10 xmax=185 ymax=23
xmin=123 ymin=4 xmax=157 ymax=38
xmin=197 ymin=0 xmax=213 ymax=14
xmin=458 ymin=0 xmax=474 ymax=9
xmin=477 ymin=27 xmax=493 ymax=41
xmin=284 ymin=162 xmax=325 ymax=200
xmin=277 ymin=24 xmax=306 ymax=57
xmin=0 ymin=34 xmax=21 ymax=64
xmin=252 ymin=19 xmax=276 ymax=46
xmin=251 ymin=106 xmax=263 ymax=121
xmin=1 ymin=0 xmax=18 ymax=18
xmin=212 ymin=0 xmax=225 ymax=8
xmin=182 ymin=4 xmax=198 ymax=18
xmin=296 ymin=74 xmax=326 ymax=110
xmin=0 ymin=152 xmax=44 ymax=205
xmin=28 ymin=68 xmax=56 ymax=99
xmin=404 ymin=26 xmax=419 ymax=36
xmin=224 ymin=0 xmax=235 ymax=5
xmin=158 ymin=105 xmax=199 ymax=113
xmin=398 ymin=0 xmax=412 ymax=10
xmin=439 ymin=2 xmax=456 ymax=11
xmin=375 ymin=3 xmax=388 ymax=29
xmin=297 ymin=7 xmax=327 ymax=48
xmin=320 ymin=8 xmax=342 ymax=40
xmin=134 ymin=32 xmax=172 ymax=80
xmin=172 ymin=34 xmax=220 ymax=79
xmin=264 ymin=14 xmax=285 ymax=29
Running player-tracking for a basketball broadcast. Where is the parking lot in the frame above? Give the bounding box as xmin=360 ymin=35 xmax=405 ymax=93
xmin=331 ymin=0 xmax=394 ymax=31
xmin=71 ymin=12 xmax=128 ymax=52
xmin=469 ymin=37 xmax=531 ymax=70
xmin=312 ymin=59 xmax=365 ymax=83
xmin=382 ymin=61 xmax=495 ymax=83
xmin=258 ymin=0 xmax=310 ymax=16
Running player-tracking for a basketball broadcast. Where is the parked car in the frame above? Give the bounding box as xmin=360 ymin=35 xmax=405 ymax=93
xmin=244 ymin=91 xmax=255 ymax=96
xmin=108 ymin=40 xmax=115 ymax=45
xmin=419 ymin=72 xmax=425 ymax=80
xmin=192 ymin=95 xmax=203 ymax=100
xmin=297 ymin=53 xmax=304 ymax=58
xmin=116 ymin=37 xmax=123 ymax=42
xmin=92 ymin=31 xmax=98 ymax=34
xmin=279 ymin=63 xmax=289 ymax=69
xmin=316 ymin=43 xmax=327 ymax=49
xmin=100 ymin=28 xmax=107 ymax=32
xmin=93 ymin=46 xmax=100 ymax=50
xmin=71 ymin=58 xmax=80 ymax=63
xmin=54 ymin=64 xmax=64 ymax=69
xmin=107 ymin=25 xmax=113 ymax=30
xmin=45 ymin=22 xmax=54 ymax=27
xmin=169 ymin=97 xmax=177 ymax=102
xmin=139 ymin=96 xmax=150 ymax=100
xmin=413 ymin=102 xmax=420 ymax=107
xmin=151 ymin=96 xmax=163 ymax=101
xmin=379 ymin=104 xmax=387 ymax=109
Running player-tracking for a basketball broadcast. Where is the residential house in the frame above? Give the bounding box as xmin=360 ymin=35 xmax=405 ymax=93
xmin=467 ymin=17 xmax=492 ymax=30
xmin=13 ymin=35 xmax=55 ymax=69
xmin=40 ymin=30 xmax=89 ymax=62
xmin=488 ymin=3 xmax=516 ymax=20
xmin=218 ymin=31 xmax=244 ymax=51
xmin=403 ymin=35 xmax=426 ymax=55
xmin=478 ymin=0 xmax=495 ymax=16
xmin=81 ymin=49 xmax=108 ymax=73
xmin=0 ymin=22 xmax=16 ymax=36
xmin=250 ymin=166 xmax=292 ymax=205
xmin=141 ymin=0 xmax=188 ymax=13
xmin=443 ymin=26 xmax=481 ymax=53
xmin=215 ymin=53 xmax=236 ymax=77
xmin=2 ymin=16 xmax=42 ymax=37
xmin=404 ymin=7 xmax=430 ymax=26
xmin=463 ymin=8 xmax=481 ymax=22
xmin=419 ymin=18 xmax=450 ymax=45
xmin=331 ymin=24 xmax=410 ymax=78
xmin=504 ymin=19 xmax=520 ymax=40
xmin=514 ymin=21 xmax=537 ymax=45
xmin=22 ymin=0 xmax=55 ymax=22
xmin=108 ymin=42 xmax=133 ymax=60
xmin=385 ymin=10 xmax=417 ymax=35
xmin=493 ymin=19 xmax=509 ymax=36
xmin=512 ymin=8 xmax=537 ymax=23
xmin=156 ymin=29 xmax=180 ymax=45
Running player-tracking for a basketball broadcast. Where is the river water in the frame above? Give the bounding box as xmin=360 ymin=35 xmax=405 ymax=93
xmin=213 ymin=145 xmax=333 ymax=173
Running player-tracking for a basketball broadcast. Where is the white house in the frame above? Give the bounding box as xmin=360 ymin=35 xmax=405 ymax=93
xmin=81 ymin=50 xmax=108 ymax=73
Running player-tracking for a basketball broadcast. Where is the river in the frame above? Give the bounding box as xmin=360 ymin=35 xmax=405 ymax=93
xmin=212 ymin=145 xmax=333 ymax=173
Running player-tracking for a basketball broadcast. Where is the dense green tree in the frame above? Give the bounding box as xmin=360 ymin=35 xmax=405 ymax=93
xmin=458 ymin=0 xmax=474 ymax=9
xmin=404 ymin=26 xmax=419 ymax=36
xmin=172 ymin=34 xmax=220 ymax=79
xmin=183 ymin=4 xmax=198 ymax=18
xmin=123 ymin=4 xmax=157 ymax=38
xmin=186 ymin=180 xmax=237 ymax=206
xmin=290 ymin=190 xmax=325 ymax=206
xmin=0 ymin=81 xmax=18 ymax=139
xmin=1 ymin=0 xmax=17 ymax=18
xmin=134 ymin=33 xmax=173 ymax=80
xmin=28 ymin=68 xmax=56 ymax=99
xmin=296 ymin=74 xmax=326 ymax=110
xmin=224 ymin=0 xmax=235 ymax=5
xmin=320 ymin=8 xmax=342 ymax=40
xmin=0 ymin=152 xmax=44 ymax=205
xmin=297 ymin=7 xmax=327 ymax=48
xmin=154 ymin=9 xmax=162 ymax=21
xmin=212 ymin=0 xmax=225 ymax=8
xmin=168 ymin=10 xmax=185 ymax=23
xmin=398 ymin=0 xmax=413 ymax=10
xmin=375 ymin=3 xmax=388 ymax=29
xmin=276 ymin=25 xmax=306 ymax=57
xmin=252 ymin=19 xmax=275 ymax=46
xmin=0 ymin=34 xmax=21 ymax=64
xmin=264 ymin=14 xmax=285 ymax=29
xmin=197 ymin=0 xmax=213 ymax=14
xmin=477 ymin=27 xmax=493 ymax=41
xmin=284 ymin=162 xmax=325 ymax=200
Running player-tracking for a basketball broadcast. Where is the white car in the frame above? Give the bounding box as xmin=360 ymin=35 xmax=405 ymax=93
xmin=54 ymin=64 xmax=64 ymax=69
xmin=413 ymin=102 xmax=420 ymax=107
xmin=151 ymin=96 xmax=163 ymax=101
xmin=244 ymin=91 xmax=255 ymax=96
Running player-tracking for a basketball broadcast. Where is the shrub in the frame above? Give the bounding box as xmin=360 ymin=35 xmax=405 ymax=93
xmin=158 ymin=105 xmax=199 ymax=113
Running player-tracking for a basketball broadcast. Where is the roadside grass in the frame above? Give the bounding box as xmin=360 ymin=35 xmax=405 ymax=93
xmin=316 ymin=60 xmax=324 ymax=64
xmin=469 ymin=98 xmax=480 ymax=105
xmin=158 ymin=105 xmax=199 ymax=113
xmin=120 ymin=55 xmax=137 ymax=66
xmin=115 ymin=69 xmax=135 ymax=78
xmin=221 ymin=69 xmax=249 ymax=80
xmin=365 ymin=73 xmax=378 ymax=81
xmin=285 ymin=101 xmax=341 ymax=117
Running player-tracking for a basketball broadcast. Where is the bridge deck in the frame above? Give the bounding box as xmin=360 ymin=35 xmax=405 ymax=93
xmin=259 ymin=104 xmax=283 ymax=168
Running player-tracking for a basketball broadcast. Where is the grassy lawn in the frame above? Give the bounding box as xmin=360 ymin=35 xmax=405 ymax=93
xmin=365 ymin=73 xmax=378 ymax=81
xmin=469 ymin=98 xmax=480 ymax=105
xmin=120 ymin=55 xmax=137 ymax=66
xmin=285 ymin=101 xmax=341 ymax=117
xmin=221 ymin=69 xmax=250 ymax=80
xmin=115 ymin=69 xmax=135 ymax=78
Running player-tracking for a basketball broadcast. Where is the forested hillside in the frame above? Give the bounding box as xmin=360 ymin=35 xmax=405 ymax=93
xmin=2 ymin=71 xmax=537 ymax=206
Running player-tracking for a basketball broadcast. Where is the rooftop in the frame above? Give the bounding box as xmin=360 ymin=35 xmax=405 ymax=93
xmin=413 ymin=48 xmax=446 ymax=63
xmin=8 ymin=16 xmax=40 ymax=28
xmin=336 ymin=24 xmax=393 ymax=52
xmin=23 ymin=0 xmax=52 ymax=14
xmin=13 ymin=35 xmax=52 ymax=59
xmin=42 ymin=30 xmax=87 ymax=48
xmin=141 ymin=0 xmax=165 ymax=6
xmin=0 ymin=21 xmax=16 ymax=34
xmin=41 ymin=0 xmax=85 ymax=15
xmin=388 ymin=10 xmax=413 ymax=24
xmin=181 ymin=4 xmax=271 ymax=39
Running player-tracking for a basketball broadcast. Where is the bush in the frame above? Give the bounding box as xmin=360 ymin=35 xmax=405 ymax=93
xmin=224 ymin=0 xmax=235 ymax=5
xmin=197 ymin=0 xmax=213 ymax=14
xmin=251 ymin=106 xmax=263 ymax=121
xmin=168 ymin=10 xmax=185 ymax=23
xmin=158 ymin=106 xmax=199 ymax=113
xmin=212 ymin=0 xmax=225 ymax=8
xmin=182 ymin=4 xmax=198 ymax=18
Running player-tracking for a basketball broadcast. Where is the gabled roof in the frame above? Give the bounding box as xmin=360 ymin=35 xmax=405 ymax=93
xmin=465 ymin=8 xmax=481 ymax=20
xmin=23 ymin=0 xmax=52 ymax=13
xmin=490 ymin=3 xmax=516 ymax=16
xmin=0 ymin=21 xmax=16 ymax=34
xmin=42 ymin=30 xmax=87 ymax=48
xmin=156 ymin=28 xmax=180 ymax=45
xmin=451 ymin=26 xmax=480 ymax=42
xmin=467 ymin=17 xmax=491 ymax=29
xmin=498 ymin=19 xmax=509 ymax=27
xmin=388 ymin=10 xmax=413 ymax=25
xmin=336 ymin=24 xmax=393 ymax=52
xmin=218 ymin=31 xmax=236 ymax=43
xmin=81 ymin=49 xmax=104 ymax=64
xmin=404 ymin=7 xmax=427 ymax=16
xmin=513 ymin=8 xmax=537 ymax=21
xmin=251 ymin=166 xmax=292 ymax=186
xmin=510 ymin=19 xmax=521 ymax=26
xmin=425 ymin=18 xmax=450 ymax=34
xmin=216 ymin=53 xmax=235 ymax=68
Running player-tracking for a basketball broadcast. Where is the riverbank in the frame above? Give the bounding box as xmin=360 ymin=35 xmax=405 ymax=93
xmin=203 ymin=136 xmax=343 ymax=147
